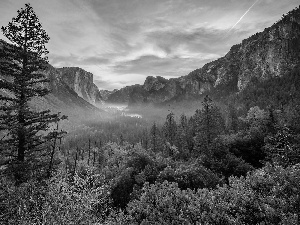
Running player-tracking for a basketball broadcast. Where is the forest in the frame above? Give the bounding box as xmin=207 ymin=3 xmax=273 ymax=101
xmin=1 ymin=3 xmax=300 ymax=225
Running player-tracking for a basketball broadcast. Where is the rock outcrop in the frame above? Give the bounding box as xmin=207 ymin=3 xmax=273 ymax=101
xmin=34 ymin=65 xmax=100 ymax=114
xmin=107 ymin=84 xmax=146 ymax=104
xmin=57 ymin=67 xmax=102 ymax=105
xmin=99 ymin=89 xmax=118 ymax=101
xmin=105 ymin=5 xmax=300 ymax=105
xmin=0 ymin=39 xmax=101 ymax=115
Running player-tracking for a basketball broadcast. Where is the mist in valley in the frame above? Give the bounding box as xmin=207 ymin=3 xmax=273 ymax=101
xmin=1 ymin=1 xmax=300 ymax=224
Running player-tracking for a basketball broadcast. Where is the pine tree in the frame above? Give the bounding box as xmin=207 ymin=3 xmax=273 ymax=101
xmin=264 ymin=125 xmax=300 ymax=167
xmin=227 ymin=103 xmax=239 ymax=132
xmin=163 ymin=112 xmax=177 ymax=146
xmin=150 ymin=122 xmax=161 ymax=152
xmin=0 ymin=4 xmax=66 ymax=183
xmin=141 ymin=128 xmax=149 ymax=150
xmin=176 ymin=114 xmax=190 ymax=158
xmin=194 ymin=95 xmax=224 ymax=154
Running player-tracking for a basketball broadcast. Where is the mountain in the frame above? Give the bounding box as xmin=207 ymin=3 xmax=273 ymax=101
xmin=99 ymin=89 xmax=118 ymax=101
xmin=0 ymin=40 xmax=103 ymax=120
xmin=105 ymin=5 xmax=300 ymax=106
xmin=57 ymin=67 xmax=103 ymax=105
xmin=33 ymin=65 xmax=100 ymax=114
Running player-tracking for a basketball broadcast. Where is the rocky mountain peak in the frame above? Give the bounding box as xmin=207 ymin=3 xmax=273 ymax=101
xmin=143 ymin=76 xmax=168 ymax=92
xmin=57 ymin=67 xmax=102 ymax=105
xmin=104 ymin=5 xmax=300 ymax=105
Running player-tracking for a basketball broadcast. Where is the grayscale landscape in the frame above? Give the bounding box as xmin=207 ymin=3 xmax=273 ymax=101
xmin=1 ymin=0 xmax=300 ymax=224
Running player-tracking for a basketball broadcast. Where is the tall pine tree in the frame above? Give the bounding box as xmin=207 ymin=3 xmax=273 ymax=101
xmin=0 ymin=4 xmax=66 ymax=183
xmin=194 ymin=95 xmax=224 ymax=155
xmin=150 ymin=122 xmax=161 ymax=152
xmin=163 ymin=112 xmax=177 ymax=146
xmin=176 ymin=114 xmax=190 ymax=158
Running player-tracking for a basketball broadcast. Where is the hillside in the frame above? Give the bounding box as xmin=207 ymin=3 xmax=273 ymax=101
xmin=105 ymin=5 xmax=300 ymax=106
xmin=0 ymin=40 xmax=104 ymax=122
xmin=3 ymin=3 xmax=300 ymax=225
xmin=30 ymin=65 xmax=100 ymax=115
xmin=57 ymin=67 xmax=103 ymax=105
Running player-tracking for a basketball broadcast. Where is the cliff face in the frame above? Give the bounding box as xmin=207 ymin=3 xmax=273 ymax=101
xmin=106 ymin=6 xmax=300 ymax=105
xmin=0 ymin=39 xmax=101 ymax=115
xmin=33 ymin=65 xmax=100 ymax=114
xmin=57 ymin=67 xmax=102 ymax=105
xmin=99 ymin=89 xmax=118 ymax=101
xmin=107 ymin=84 xmax=146 ymax=104
xmin=211 ymin=8 xmax=300 ymax=91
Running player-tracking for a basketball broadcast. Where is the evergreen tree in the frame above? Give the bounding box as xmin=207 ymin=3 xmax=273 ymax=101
xmin=264 ymin=125 xmax=300 ymax=167
xmin=265 ymin=106 xmax=277 ymax=134
xmin=186 ymin=116 xmax=196 ymax=151
xmin=141 ymin=128 xmax=149 ymax=150
xmin=0 ymin=4 xmax=66 ymax=183
xmin=176 ymin=114 xmax=190 ymax=158
xmin=150 ymin=122 xmax=161 ymax=152
xmin=194 ymin=95 xmax=224 ymax=154
xmin=227 ymin=103 xmax=239 ymax=132
xmin=162 ymin=112 xmax=177 ymax=146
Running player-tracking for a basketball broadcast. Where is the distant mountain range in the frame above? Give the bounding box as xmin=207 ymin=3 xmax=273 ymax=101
xmin=104 ymin=5 xmax=300 ymax=106
xmin=1 ymin=5 xmax=300 ymax=115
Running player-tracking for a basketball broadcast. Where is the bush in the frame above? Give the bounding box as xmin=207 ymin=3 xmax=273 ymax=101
xmin=0 ymin=177 xmax=47 ymax=224
xmin=157 ymin=160 xmax=221 ymax=190
xmin=1 ymin=166 xmax=111 ymax=224
xmin=127 ymin=181 xmax=200 ymax=224
xmin=108 ymin=163 xmax=300 ymax=224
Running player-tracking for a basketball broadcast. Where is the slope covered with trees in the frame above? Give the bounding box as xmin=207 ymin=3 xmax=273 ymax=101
xmin=1 ymin=4 xmax=300 ymax=225
xmin=104 ymin=5 xmax=300 ymax=107
xmin=2 ymin=91 xmax=300 ymax=223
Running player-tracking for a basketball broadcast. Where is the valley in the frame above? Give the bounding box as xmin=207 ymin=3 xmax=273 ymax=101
xmin=98 ymin=104 xmax=142 ymax=118
xmin=1 ymin=2 xmax=300 ymax=225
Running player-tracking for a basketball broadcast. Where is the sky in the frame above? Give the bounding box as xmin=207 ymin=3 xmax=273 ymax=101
xmin=0 ymin=0 xmax=299 ymax=90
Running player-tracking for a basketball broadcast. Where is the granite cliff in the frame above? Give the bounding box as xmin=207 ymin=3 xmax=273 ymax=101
xmin=0 ymin=40 xmax=102 ymax=116
xmin=99 ymin=89 xmax=118 ymax=101
xmin=106 ymin=5 xmax=300 ymax=105
xmin=39 ymin=65 xmax=100 ymax=114
xmin=57 ymin=67 xmax=102 ymax=105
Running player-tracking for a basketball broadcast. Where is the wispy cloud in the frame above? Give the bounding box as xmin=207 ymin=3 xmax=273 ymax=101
xmin=0 ymin=0 xmax=298 ymax=90
xmin=50 ymin=54 xmax=110 ymax=68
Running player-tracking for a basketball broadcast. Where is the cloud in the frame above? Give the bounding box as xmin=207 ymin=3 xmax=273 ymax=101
xmin=145 ymin=26 xmax=231 ymax=56
xmin=0 ymin=0 xmax=299 ymax=90
xmin=94 ymin=79 xmax=118 ymax=90
xmin=81 ymin=56 xmax=110 ymax=66
xmin=112 ymin=53 xmax=219 ymax=78
xmin=50 ymin=54 xmax=110 ymax=67
xmin=94 ymin=73 xmax=148 ymax=90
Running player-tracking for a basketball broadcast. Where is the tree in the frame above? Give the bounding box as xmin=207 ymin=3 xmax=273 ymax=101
xmin=264 ymin=125 xmax=300 ymax=167
xmin=194 ymin=95 xmax=224 ymax=154
xmin=0 ymin=4 xmax=66 ymax=183
xmin=176 ymin=114 xmax=190 ymax=158
xmin=162 ymin=112 xmax=177 ymax=145
xmin=244 ymin=106 xmax=269 ymax=138
xmin=149 ymin=122 xmax=161 ymax=152
xmin=227 ymin=103 xmax=239 ymax=132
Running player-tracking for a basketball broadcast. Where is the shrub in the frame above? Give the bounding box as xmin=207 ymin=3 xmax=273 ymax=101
xmin=108 ymin=163 xmax=300 ymax=224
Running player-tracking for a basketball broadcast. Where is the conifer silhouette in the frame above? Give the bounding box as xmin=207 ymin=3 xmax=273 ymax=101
xmin=0 ymin=4 xmax=66 ymax=183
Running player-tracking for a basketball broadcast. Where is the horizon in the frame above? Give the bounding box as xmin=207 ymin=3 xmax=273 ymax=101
xmin=0 ymin=0 xmax=299 ymax=91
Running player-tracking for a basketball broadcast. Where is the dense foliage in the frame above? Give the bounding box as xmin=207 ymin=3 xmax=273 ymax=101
xmin=1 ymin=4 xmax=300 ymax=225
xmin=2 ymin=89 xmax=300 ymax=223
